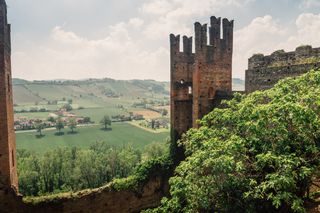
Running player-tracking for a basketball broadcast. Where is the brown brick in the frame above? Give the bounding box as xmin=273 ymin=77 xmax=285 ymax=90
xmin=170 ymin=16 xmax=233 ymax=143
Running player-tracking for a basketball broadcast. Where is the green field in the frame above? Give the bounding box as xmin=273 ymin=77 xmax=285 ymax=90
xmin=13 ymin=77 xmax=243 ymax=153
xmin=16 ymin=123 xmax=169 ymax=153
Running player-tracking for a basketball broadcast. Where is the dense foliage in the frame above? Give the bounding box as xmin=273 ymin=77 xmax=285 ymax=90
xmin=18 ymin=141 xmax=168 ymax=196
xmin=23 ymin=154 xmax=174 ymax=205
xmin=148 ymin=70 xmax=320 ymax=213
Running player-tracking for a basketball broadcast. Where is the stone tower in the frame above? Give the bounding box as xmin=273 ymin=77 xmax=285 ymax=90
xmin=0 ymin=0 xmax=18 ymax=193
xmin=170 ymin=16 xmax=233 ymax=160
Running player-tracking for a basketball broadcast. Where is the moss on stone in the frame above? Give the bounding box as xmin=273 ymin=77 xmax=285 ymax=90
xmin=268 ymin=57 xmax=320 ymax=68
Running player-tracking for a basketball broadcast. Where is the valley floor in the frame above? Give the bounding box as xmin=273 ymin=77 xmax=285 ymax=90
xmin=16 ymin=122 xmax=169 ymax=153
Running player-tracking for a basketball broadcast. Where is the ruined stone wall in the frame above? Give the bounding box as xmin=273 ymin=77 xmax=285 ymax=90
xmin=245 ymin=45 xmax=320 ymax=93
xmin=0 ymin=0 xmax=18 ymax=198
xmin=0 ymin=174 xmax=169 ymax=213
xmin=170 ymin=16 xmax=233 ymax=143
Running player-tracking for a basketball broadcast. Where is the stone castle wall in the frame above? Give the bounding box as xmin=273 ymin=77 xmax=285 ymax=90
xmin=0 ymin=174 xmax=169 ymax=213
xmin=0 ymin=0 xmax=18 ymax=199
xmin=245 ymin=45 xmax=320 ymax=93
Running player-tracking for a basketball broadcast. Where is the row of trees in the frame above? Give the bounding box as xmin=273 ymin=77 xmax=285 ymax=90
xmin=18 ymin=141 xmax=168 ymax=196
xmin=35 ymin=115 xmax=112 ymax=137
xmin=35 ymin=118 xmax=78 ymax=137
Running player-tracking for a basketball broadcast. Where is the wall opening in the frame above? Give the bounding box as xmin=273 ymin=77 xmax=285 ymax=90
xmin=188 ymin=86 xmax=192 ymax=95
xmin=11 ymin=149 xmax=14 ymax=167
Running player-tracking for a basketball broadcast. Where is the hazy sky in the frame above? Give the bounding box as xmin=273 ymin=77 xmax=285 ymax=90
xmin=7 ymin=0 xmax=320 ymax=81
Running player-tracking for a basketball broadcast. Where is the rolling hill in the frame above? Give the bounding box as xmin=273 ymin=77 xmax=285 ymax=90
xmin=13 ymin=78 xmax=170 ymax=106
xmin=13 ymin=77 xmax=244 ymax=106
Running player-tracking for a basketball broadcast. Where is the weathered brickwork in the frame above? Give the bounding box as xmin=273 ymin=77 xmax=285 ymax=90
xmin=170 ymin=16 xmax=233 ymax=143
xmin=246 ymin=45 xmax=320 ymax=93
xmin=0 ymin=0 xmax=18 ymax=200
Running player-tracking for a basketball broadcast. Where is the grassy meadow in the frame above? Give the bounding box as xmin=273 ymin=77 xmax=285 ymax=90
xmin=16 ymin=123 xmax=169 ymax=153
xmin=13 ymin=77 xmax=243 ymax=153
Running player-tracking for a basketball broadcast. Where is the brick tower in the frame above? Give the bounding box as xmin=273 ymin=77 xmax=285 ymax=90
xmin=170 ymin=16 xmax=233 ymax=160
xmin=0 ymin=0 xmax=18 ymax=193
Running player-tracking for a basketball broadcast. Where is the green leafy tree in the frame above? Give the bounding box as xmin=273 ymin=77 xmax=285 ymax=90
xmin=63 ymin=103 xmax=73 ymax=111
xmin=47 ymin=116 xmax=55 ymax=123
xmin=146 ymin=69 xmax=320 ymax=213
xmin=55 ymin=118 xmax=65 ymax=133
xmin=34 ymin=120 xmax=44 ymax=137
xmin=68 ymin=118 xmax=77 ymax=133
xmin=83 ymin=117 xmax=91 ymax=123
xmin=17 ymin=142 xmax=145 ymax=196
xmin=100 ymin=115 xmax=112 ymax=130
xmin=143 ymin=142 xmax=169 ymax=160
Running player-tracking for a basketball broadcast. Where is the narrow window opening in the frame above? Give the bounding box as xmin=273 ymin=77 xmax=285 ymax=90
xmin=188 ymin=86 xmax=192 ymax=94
xmin=12 ymin=150 xmax=14 ymax=167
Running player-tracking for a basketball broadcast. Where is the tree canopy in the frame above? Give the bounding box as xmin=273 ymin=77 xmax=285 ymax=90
xmin=147 ymin=70 xmax=320 ymax=213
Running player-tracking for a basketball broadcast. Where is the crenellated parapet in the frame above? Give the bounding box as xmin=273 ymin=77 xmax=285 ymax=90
xmin=170 ymin=16 xmax=234 ymax=160
xmin=246 ymin=45 xmax=320 ymax=92
xmin=195 ymin=16 xmax=233 ymax=62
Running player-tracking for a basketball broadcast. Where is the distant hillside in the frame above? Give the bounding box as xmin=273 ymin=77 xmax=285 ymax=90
xmin=12 ymin=78 xmax=170 ymax=105
xmin=12 ymin=77 xmax=245 ymax=105
xmin=232 ymin=78 xmax=245 ymax=91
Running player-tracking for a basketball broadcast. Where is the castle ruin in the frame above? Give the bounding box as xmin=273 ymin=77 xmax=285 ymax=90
xmin=170 ymin=16 xmax=234 ymax=145
xmin=1 ymin=2 xmax=320 ymax=211
xmin=246 ymin=45 xmax=320 ymax=92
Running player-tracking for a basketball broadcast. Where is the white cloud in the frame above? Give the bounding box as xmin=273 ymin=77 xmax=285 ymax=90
xmin=232 ymin=13 xmax=320 ymax=79
xmin=233 ymin=15 xmax=286 ymax=77
xmin=141 ymin=0 xmax=254 ymax=39
xmin=299 ymin=0 xmax=320 ymax=9
xmin=10 ymin=0 xmax=320 ymax=81
xmin=12 ymin=23 xmax=169 ymax=81
xmin=283 ymin=13 xmax=320 ymax=48
xmin=128 ymin=18 xmax=144 ymax=28
xmin=141 ymin=0 xmax=173 ymax=15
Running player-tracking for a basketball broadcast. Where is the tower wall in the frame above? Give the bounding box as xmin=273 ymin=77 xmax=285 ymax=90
xmin=170 ymin=16 xmax=233 ymax=145
xmin=170 ymin=34 xmax=194 ymax=143
xmin=193 ymin=17 xmax=233 ymax=127
xmin=0 ymin=0 xmax=18 ymax=195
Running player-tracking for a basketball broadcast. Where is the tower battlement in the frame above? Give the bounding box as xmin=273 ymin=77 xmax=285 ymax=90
xmin=170 ymin=16 xmax=234 ymax=162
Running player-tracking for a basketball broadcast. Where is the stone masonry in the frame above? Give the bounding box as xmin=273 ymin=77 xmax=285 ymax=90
xmin=0 ymin=0 xmax=18 ymax=197
xmin=245 ymin=45 xmax=320 ymax=93
xmin=170 ymin=16 xmax=233 ymax=144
